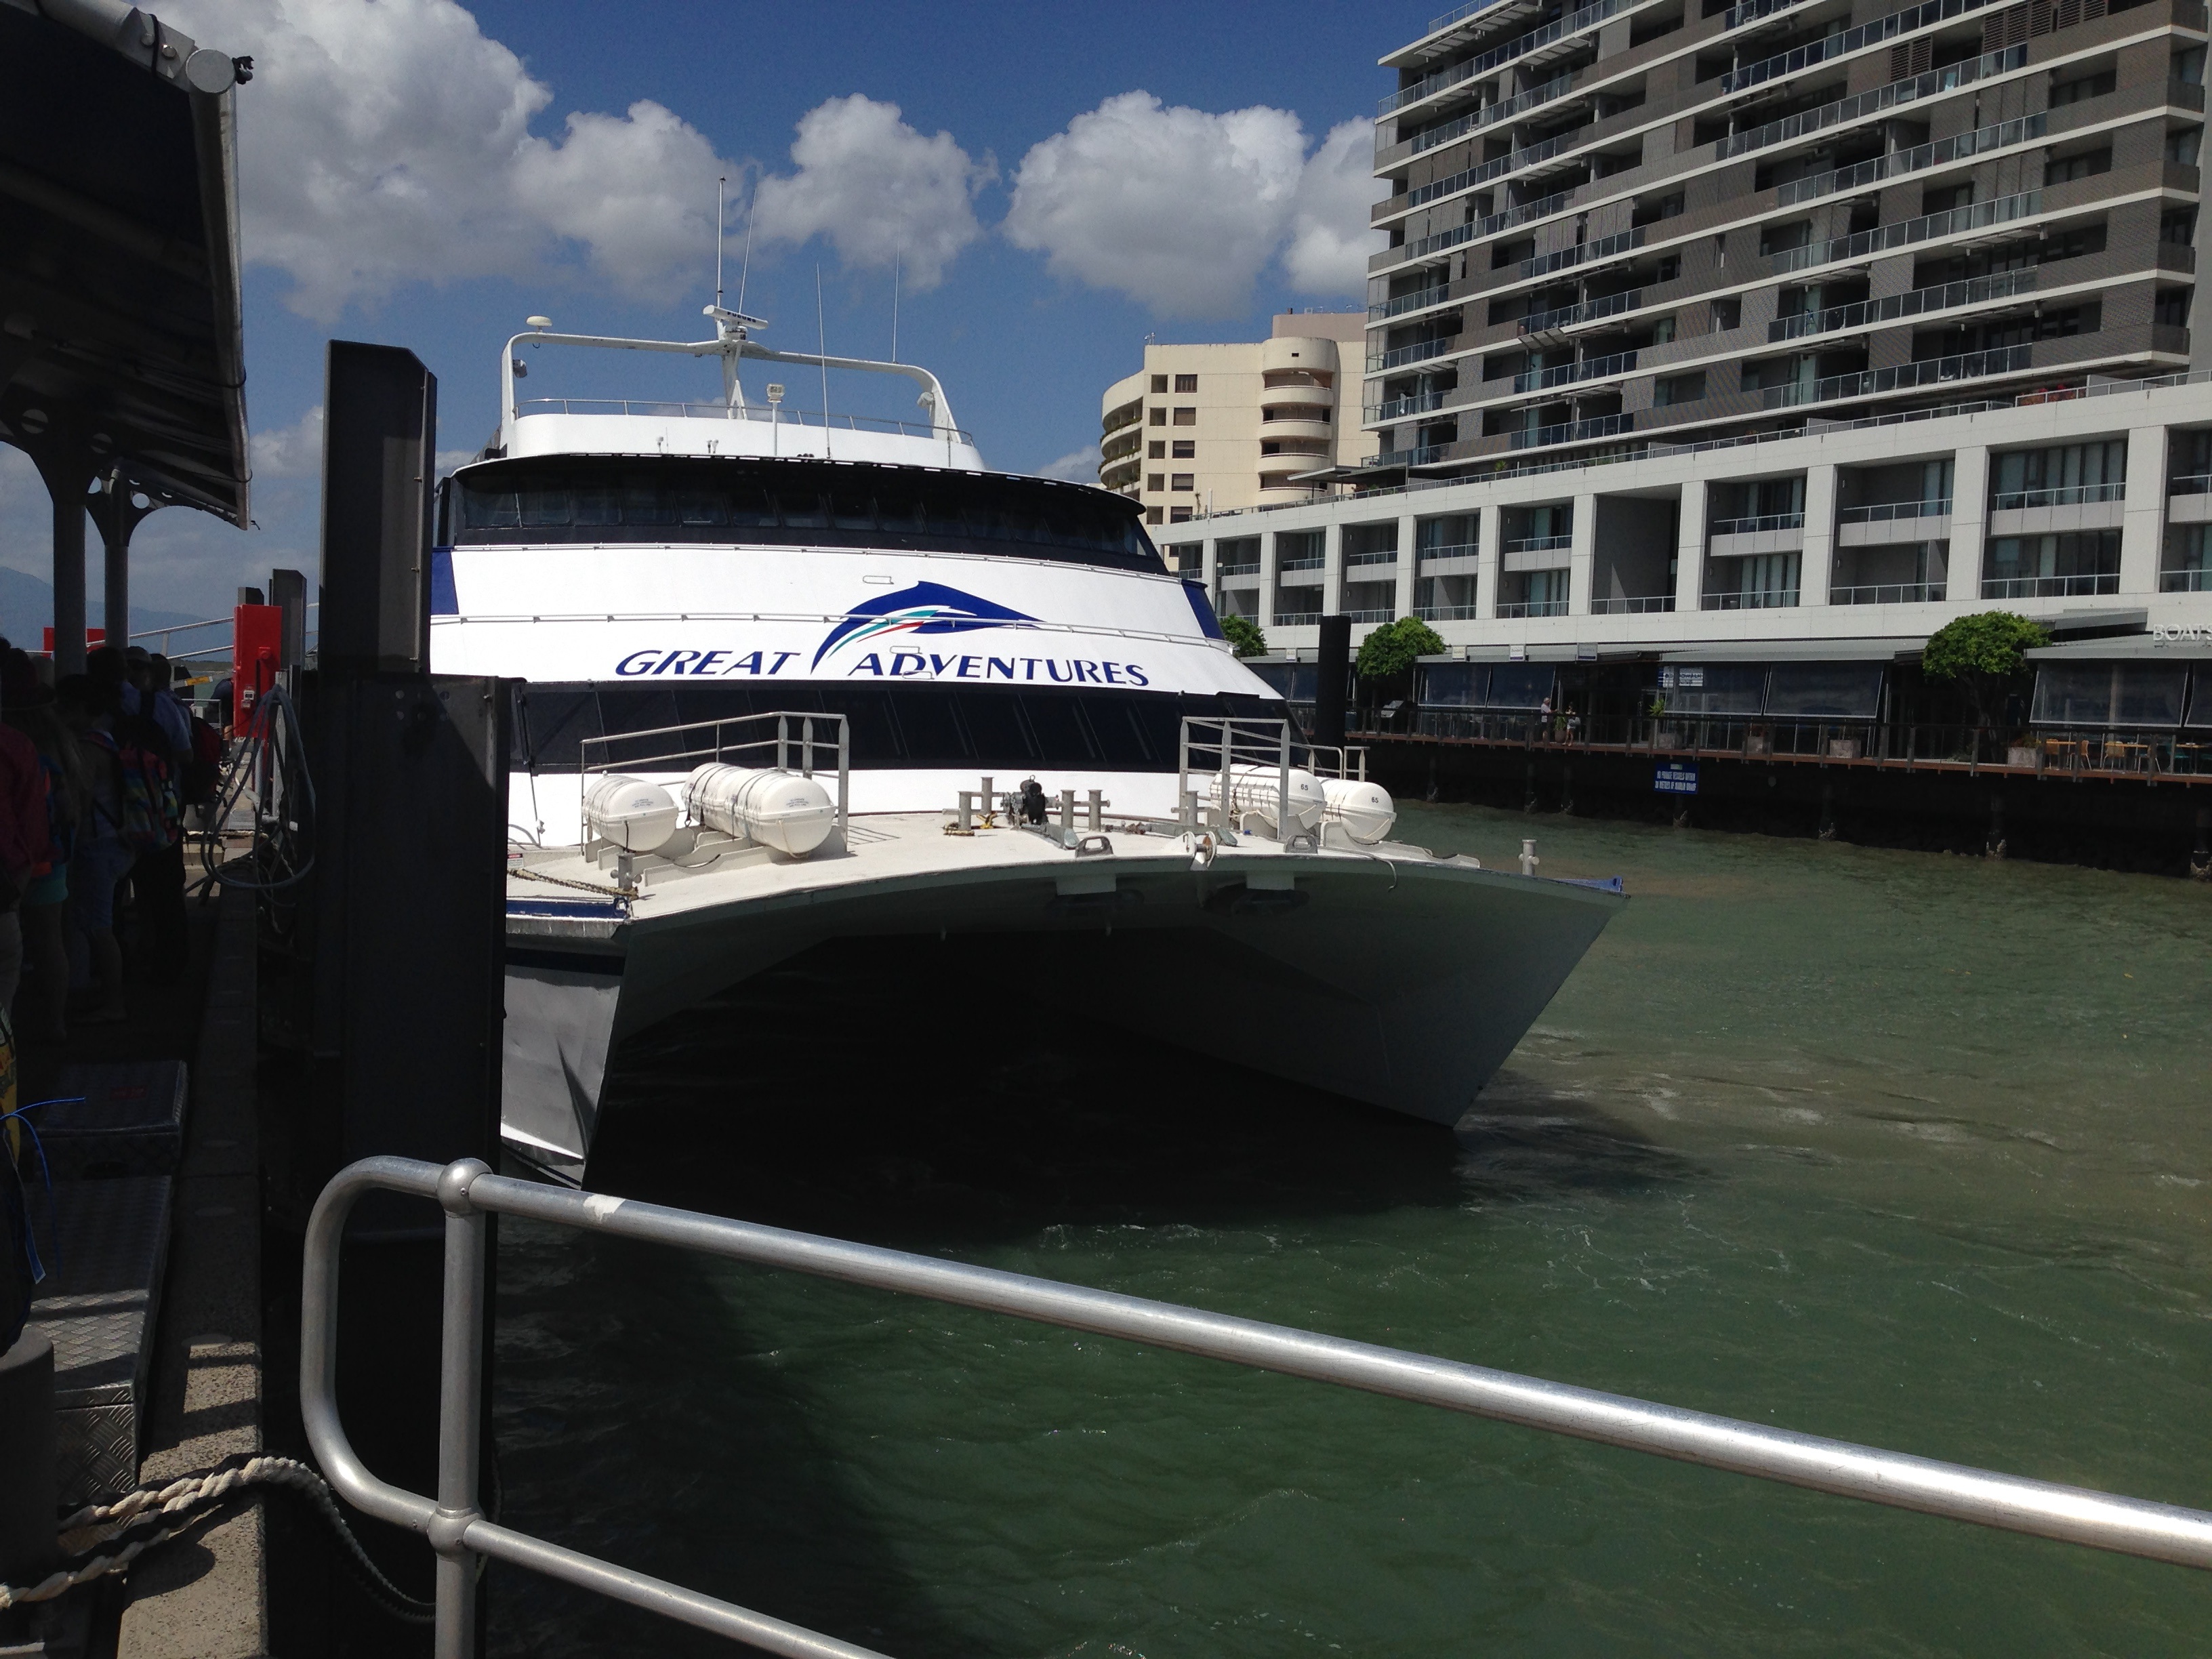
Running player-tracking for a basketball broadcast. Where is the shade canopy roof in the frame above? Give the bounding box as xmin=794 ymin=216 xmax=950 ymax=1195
xmin=0 ymin=0 xmax=249 ymax=523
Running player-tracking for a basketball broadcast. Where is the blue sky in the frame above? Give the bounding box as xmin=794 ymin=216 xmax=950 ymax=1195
xmin=1 ymin=0 xmax=1435 ymax=626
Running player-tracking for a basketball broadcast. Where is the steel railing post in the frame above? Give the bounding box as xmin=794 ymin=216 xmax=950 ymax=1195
xmin=432 ymin=1159 xmax=491 ymax=1659
xmin=837 ymin=718 xmax=850 ymax=842
xmin=1277 ymin=724 xmax=1291 ymax=844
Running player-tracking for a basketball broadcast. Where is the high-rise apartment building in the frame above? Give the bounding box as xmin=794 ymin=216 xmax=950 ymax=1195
xmin=1097 ymin=314 xmax=1377 ymax=527
xmin=1164 ymin=0 xmax=2212 ymax=672
xmin=1362 ymin=0 xmax=2206 ymax=467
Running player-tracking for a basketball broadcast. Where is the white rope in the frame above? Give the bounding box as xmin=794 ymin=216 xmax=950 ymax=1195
xmin=4 ymin=1455 xmax=432 ymax=1622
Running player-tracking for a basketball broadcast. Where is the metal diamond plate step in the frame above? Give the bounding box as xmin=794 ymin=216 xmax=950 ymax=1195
xmin=38 ymin=1059 xmax=190 ymax=1179
xmin=25 ymin=1174 xmax=173 ymax=1504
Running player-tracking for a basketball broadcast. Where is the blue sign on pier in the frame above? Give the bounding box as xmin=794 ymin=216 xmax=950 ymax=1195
xmin=1654 ymin=762 xmax=1699 ymax=796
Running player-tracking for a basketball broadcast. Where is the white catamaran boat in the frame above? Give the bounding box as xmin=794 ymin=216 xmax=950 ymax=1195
xmin=430 ymin=309 xmax=1626 ymax=1181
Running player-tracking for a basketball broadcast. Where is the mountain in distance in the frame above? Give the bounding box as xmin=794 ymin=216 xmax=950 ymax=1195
xmin=0 ymin=565 xmax=216 ymax=653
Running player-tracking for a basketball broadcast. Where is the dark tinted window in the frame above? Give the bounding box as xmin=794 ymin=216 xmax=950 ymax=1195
xmin=1765 ymin=663 xmax=1884 ymax=719
xmin=514 ymin=682 xmax=1276 ymax=773
xmin=455 ymin=456 xmax=1160 ymax=571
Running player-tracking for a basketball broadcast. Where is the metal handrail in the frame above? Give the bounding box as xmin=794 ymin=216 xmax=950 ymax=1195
xmin=575 ymin=710 xmax=851 ymax=846
xmin=1177 ymin=714 xmax=1300 ymax=840
xmin=516 ymin=397 xmax=972 ymax=445
xmin=303 ymin=1155 xmax=2212 ymax=1659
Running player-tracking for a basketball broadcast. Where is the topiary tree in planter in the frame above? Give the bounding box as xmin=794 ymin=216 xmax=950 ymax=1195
xmin=1221 ymin=613 xmax=1268 ymax=658
xmin=1921 ymin=611 xmax=2050 ymax=758
xmin=1353 ymin=616 xmax=1446 ymax=727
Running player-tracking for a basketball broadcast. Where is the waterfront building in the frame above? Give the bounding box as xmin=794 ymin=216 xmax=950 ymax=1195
xmin=1096 ymin=313 xmax=1378 ymax=527
xmin=1170 ymin=0 xmax=2212 ymax=698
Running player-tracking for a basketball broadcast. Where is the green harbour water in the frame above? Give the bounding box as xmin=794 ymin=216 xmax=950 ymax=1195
xmin=489 ymin=804 xmax=2212 ymax=1657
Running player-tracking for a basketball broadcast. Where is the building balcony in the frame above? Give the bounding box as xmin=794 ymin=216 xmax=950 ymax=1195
xmin=1380 ymin=0 xmax=1635 ymax=119
xmin=1366 ymin=390 xmax=1454 ymax=424
xmin=1768 ymin=270 xmax=2039 ymax=344
xmin=1368 ymin=335 xmax=1465 ymax=373
xmin=1709 ymin=524 xmax=1805 ymax=559
xmin=1513 ymin=350 xmax=1637 ymax=395
xmin=1702 ymin=588 xmax=1801 ymax=610
xmin=1416 ymin=603 xmax=1482 ymax=619
xmin=1508 ymin=412 xmax=1633 ymax=449
xmin=1277 ymin=554 xmax=1327 ymax=572
xmin=2169 ymin=478 xmax=2212 ymax=524
xmin=1832 ymin=581 xmax=1948 ymax=604
xmin=1838 ymin=501 xmax=1951 ymax=545
xmin=1496 ymin=599 xmax=1570 ymax=617
xmin=1274 ymin=611 xmax=1324 ymax=626
xmin=1982 ymin=573 xmax=2121 ymax=599
xmin=1518 ymin=289 xmax=1643 ymax=336
xmin=1989 ymin=482 xmax=2124 ymax=512
xmin=1716 ymin=47 xmax=2026 ymax=164
xmin=1591 ymin=594 xmax=1677 ymax=613
xmin=1987 ymin=497 xmax=2125 ymax=537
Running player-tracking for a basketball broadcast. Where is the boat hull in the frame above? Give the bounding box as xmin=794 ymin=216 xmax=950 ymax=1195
xmin=499 ymin=831 xmax=1622 ymax=1178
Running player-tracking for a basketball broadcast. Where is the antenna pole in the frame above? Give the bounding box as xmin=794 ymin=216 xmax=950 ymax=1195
xmin=735 ymin=180 xmax=756 ymax=316
xmin=714 ymin=175 xmax=726 ymax=308
xmin=816 ymin=265 xmax=832 ymax=461
xmin=891 ymin=248 xmax=901 ymax=363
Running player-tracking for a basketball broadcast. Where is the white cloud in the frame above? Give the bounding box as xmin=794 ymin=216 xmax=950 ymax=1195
xmin=1033 ymin=445 xmax=1101 ymax=483
xmin=1004 ymin=93 xmax=1307 ymax=319
xmin=750 ymin=96 xmax=994 ymax=290
xmin=1004 ymin=96 xmax=1383 ymax=317
xmin=165 ymin=0 xmax=729 ymax=318
xmin=1283 ymin=119 xmax=1388 ymax=297
xmin=249 ymin=405 xmax=323 ymax=479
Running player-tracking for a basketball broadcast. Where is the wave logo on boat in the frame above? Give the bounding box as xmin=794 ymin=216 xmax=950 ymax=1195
xmin=811 ymin=581 xmax=1037 ymax=669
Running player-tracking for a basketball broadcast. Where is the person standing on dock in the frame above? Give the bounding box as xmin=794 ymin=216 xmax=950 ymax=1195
xmin=0 ymin=669 xmax=52 ymax=1020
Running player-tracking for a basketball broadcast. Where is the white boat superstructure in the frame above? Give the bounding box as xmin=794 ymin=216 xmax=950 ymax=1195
xmin=436 ymin=312 xmax=1626 ymax=1179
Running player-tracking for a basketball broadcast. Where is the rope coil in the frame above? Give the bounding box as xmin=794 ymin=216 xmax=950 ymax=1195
xmin=4 ymin=1454 xmax=434 ymax=1624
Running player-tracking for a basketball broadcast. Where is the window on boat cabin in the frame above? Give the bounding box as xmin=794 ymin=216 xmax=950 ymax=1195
xmin=454 ymin=459 xmax=1158 ymax=568
xmin=513 ymin=681 xmax=1287 ymax=774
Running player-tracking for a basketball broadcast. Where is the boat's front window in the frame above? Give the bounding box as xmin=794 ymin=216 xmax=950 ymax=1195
xmin=512 ymin=681 xmax=1284 ymax=773
xmin=453 ymin=457 xmax=1162 ymax=571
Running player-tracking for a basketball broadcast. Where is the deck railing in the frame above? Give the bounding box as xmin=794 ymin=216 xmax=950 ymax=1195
xmin=575 ymin=710 xmax=850 ymax=848
xmin=304 ymin=1155 xmax=2212 ymax=1658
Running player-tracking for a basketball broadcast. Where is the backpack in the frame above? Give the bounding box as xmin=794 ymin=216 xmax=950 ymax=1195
xmin=85 ymin=731 xmax=180 ymax=853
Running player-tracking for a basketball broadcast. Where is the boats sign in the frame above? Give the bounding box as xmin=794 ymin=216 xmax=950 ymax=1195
xmin=1654 ymin=761 xmax=1699 ymax=795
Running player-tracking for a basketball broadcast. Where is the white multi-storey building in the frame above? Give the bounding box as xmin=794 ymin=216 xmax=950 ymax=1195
xmin=1097 ymin=313 xmax=1378 ymax=526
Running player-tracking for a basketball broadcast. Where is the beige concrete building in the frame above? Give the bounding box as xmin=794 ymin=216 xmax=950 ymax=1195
xmin=1097 ymin=313 xmax=1378 ymax=535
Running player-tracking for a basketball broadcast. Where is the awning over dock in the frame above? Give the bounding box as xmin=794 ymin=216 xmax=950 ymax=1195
xmin=0 ymin=0 xmax=251 ymax=665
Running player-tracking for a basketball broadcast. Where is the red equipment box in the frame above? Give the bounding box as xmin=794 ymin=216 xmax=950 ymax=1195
xmin=232 ymin=603 xmax=282 ymax=731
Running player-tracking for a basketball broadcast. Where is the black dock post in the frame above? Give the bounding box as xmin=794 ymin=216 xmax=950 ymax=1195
xmin=1315 ymin=614 xmax=1349 ymax=754
xmin=260 ymin=342 xmax=508 ymax=1656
